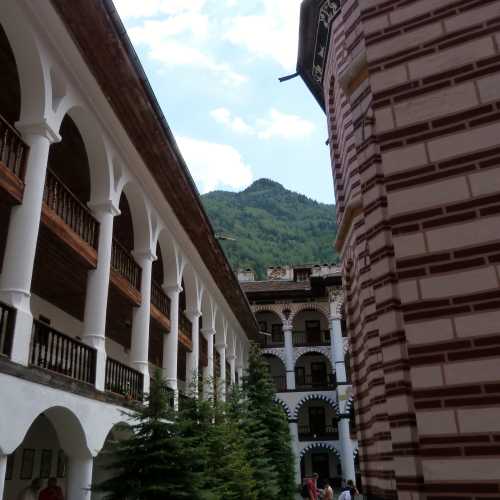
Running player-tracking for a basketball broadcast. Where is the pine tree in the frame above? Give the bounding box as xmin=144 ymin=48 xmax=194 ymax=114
xmin=240 ymin=344 xmax=296 ymax=500
xmin=93 ymin=371 xmax=201 ymax=500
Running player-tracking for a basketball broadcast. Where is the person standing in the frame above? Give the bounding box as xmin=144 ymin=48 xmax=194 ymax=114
xmin=322 ymin=479 xmax=334 ymax=500
xmin=18 ymin=478 xmax=42 ymax=500
xmin=307 ymin=472 xmax=319 ymax=500
xmin=38 ymin=477 xmax=64 ymax=500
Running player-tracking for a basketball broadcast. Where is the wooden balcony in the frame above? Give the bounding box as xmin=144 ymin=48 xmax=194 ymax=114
xmin=293 ymin=329 xmax=330 ymax=347
xmin=0 ymin=301 xmax=15 ymax=357
xmin=296 ymin=374 xmax=337 ymax=391
xmin=179 ymin=311 xmax=192 ymax=350
xmin=110 ymin=238 xmax=142 ymax=306
xmin=298 ymin=425 xmax=339 ymax=441
xmin=30 ymin=320 xmax=96 ymax=385
xmin=41 ymin=168 xmax=99 ymax=267
xmin=0 ymin=114 xmax=27 ymax=205
xmin=105 ymin=356 xmax=143 ymax=402
xmin=272 ymin=375 xmax=287 ymax=392
xmin=150 ymin=280 xmax=170 ymax=331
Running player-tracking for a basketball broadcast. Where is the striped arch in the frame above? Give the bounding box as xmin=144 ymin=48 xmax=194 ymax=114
xmin=261 ymin=349 xmax=287 ymax=368
xmin=273 ymin=397 xmax=292 ymax=420
xmin=300 ymin=442 xmax=341 ymax=460
xmin=253 ymin=305 xmax=286 ymax=323
xmin=345 ymin=396 xmax=355 ymax=414
xmin=353 ymin=447 xmax=359 ymax=458
xmin=293 ymin=393 xmax=338 ymax=420
xmin=294 ymin=346 xmax=332 ymax=365
xmin=288 ymin=302 xmax=330 ymax=324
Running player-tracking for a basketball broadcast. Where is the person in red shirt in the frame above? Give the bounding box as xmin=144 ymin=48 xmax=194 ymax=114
xmin=38 ymin=477 xmax=64 ymax=500
xmin=307 ymin=472 xmax=319 ymax=500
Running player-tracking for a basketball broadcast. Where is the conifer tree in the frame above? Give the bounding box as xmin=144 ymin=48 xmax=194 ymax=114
xmin=240 ymin=344 xmax=296 ymax=500
xmin=93 ymin=371 xmax=201 ymax=500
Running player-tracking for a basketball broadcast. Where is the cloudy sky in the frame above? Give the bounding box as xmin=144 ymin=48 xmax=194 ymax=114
xmin=114 ymin=0 xmax=334 ymax=204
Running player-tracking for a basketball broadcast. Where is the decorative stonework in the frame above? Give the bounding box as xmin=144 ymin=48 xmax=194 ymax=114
xmin=293 ymin=393 xmax=338 ymax=419
xmin=274 ymin=396 xmax=292 ymax=420
xmin=294 ymin=346 xmax=331 ymax=365
xmin=261 ymin=347 xmax=287 ymax=367
xmin=299 ymin=441 xmax=341 ymax=459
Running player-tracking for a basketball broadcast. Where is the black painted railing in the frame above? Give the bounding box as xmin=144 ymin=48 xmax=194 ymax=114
xmin=298 ymin=425 xmax=339 ymax=441
xmin=260 ymin=335 xmax=284 ymax=348
xmin=151 ymin=280 xmax=170 ymax=318
xmin=44 ymin=168 xmax=99 ymax=248
xmin=0 ymin=301 xmax=15 ymax=357
xmin=111 ymin=238 xmax=141 ymax=290
xmin=105 ymin=357 xmax=143 ymax=401
xmin=0 ymin=113 xmax=28 ymax=179
xmin=30 ymin=321 xmax=96 ymax=384
xmin=296 ymin=374 xmax=337 ymax=390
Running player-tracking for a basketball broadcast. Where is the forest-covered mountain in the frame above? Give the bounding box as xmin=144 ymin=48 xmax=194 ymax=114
xmin=201 ymin=179 xmax=338 ymax=279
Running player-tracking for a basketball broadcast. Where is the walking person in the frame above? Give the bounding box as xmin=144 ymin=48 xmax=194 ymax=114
xmin=322 ymin=479 xmax=334 ymax=500
xmin=38 ymin=477 xmax=64 ymax=500
xmin=18 ymin=478 xmax=42 ymax=500
xmin=307 ymin=472 xmax=319 ymax=500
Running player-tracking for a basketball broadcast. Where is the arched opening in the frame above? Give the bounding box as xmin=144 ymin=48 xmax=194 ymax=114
xmin=292 ymin=309 xmax=330 ymax=346
xmin=0 ymin=23 xmax=23 ymax=278
xmin=92 ymin=423 xmax=132 ymax=500
xmin=300 ymin=447 xmax=341 ymax=489
xmin=255 ymin=311 xmax=283 ymax=347
xmin=2 ymin=408 xmax=89 ymax=499
xmin=295 ymin=352 xmax=335 ymax=390
xmin=297 ymin=398 xmax=338 ymax=442
xmin=262 ymin=353 xmax=286 ymax=392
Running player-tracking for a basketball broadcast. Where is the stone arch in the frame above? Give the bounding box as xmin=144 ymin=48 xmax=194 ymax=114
xmin=0 ymin=1 xmax=50 ymax=127
xmin=300 ymin=442 xmax=341 ymax=460
xmin=262 ymin=350 xmax=287 ymax=368
xmin=155 ymin=228 xmax=183 ymax=288
xmin=117 ymin=180 xmax=153 ymax=253
xmin=294 ymin=347 xmax=332 ymax=366
xmin=345 ymin=395 xmax=355 ymax=414
xmin=289 ymin=303 xmax=330 ymax=324
xmin=253 ymin=304 xmax=286 ymax=323
xmin=294 ymin=393 xmax=338 ymax=420
xmin=201 ymin=292 xmax=217 ymax=332
xmin=180 ymin=262 xmax=203 ymax=314
xmin=274 ymin=397 xmax=292 ymax=420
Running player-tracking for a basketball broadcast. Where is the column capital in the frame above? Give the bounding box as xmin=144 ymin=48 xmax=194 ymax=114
xmin=215 ymin=342 xmax=226 ymax=351
xmin=185 ymin=308 xmax=202 ymax=322
xmin=227 ymin=353 xmax=236 ymax=361
xmin=283 ymin=323 xmax=293 ymax=333
xmin=88 ymin=200 xmax=121 ymax=217
xmin=330 ymin=314 xmax=342 ymax=322
xmin=132 ymin=248 xmax=157 ymax=263
xmin=201 ymin=327 xmax=215 ymax=339
xmin=164 ymin=284 xmax=183 ymax=297
xmin=16 ymin=119 xmax=61 ymax=144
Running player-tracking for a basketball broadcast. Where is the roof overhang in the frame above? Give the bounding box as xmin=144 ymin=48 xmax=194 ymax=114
xmin=296 ymin=0 xmax=341 ymax=112
xmin=49 ymin=0 xmax=259 ymax=340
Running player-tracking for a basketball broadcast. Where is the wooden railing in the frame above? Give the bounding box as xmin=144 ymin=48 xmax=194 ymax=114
xmin=179 ymin=312 xmax=192 ymax=341
xmin=272 ymin=375 xmax=287 ymax=392
xmin=151 ymin=281 xmax=170 ymax=318
xmin=260 ymin=335 xmax=284 ymax=348
xmin=0 ymin=301 xmax=15 ymax=357
xmin=0 ymin=114 xmax=28 ymax=179
xmin=293 ymin=330 xmax=330 ymax=346
xmin=30 ymin=321 xmax=96 ymax=385
xmin=111 ymin=238 xmax=141 ymax=290
xmin=44 ymin=168 xmax=99 ymax=248
xmin=105 ymin=357 xmax=144 ymax=401
xmin=296 ymin=373 xmax=337 ymax=390
xmin=298 ymin=425 xmax=339 ymax=441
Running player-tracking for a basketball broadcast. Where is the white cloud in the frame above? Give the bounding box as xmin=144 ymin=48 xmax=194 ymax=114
xmin=210 ymin=107 xmax=314 ymax=140
xmin=223 ymin=0 xmax=302 ymax=71
xmin=257 ymin=108 xmax=315 ymax=140
xmin=177 ymin=136 xmax=253 ymax=193
xmin=210 ymin=107 xmax=254 ymax=135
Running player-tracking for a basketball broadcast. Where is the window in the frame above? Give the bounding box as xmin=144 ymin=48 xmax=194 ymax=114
xmin=306 ymin=320 xmax=321 ymax=343
xmin=294 ymin=268 xmax=311 ymax=282
xmin=258 ymin=321 xmax=268 ymax=333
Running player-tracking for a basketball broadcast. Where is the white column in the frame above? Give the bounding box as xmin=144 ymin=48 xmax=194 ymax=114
xmin=201 ymin=328 xmax=215 ymax=399
xmin=228 ymin=353 xmax=236 ymax=385
xmin=216 ymin=342 xmax=226 ymax=402
xmin=185 ymin=310 xmax=201 ymax=397
xmin=330 ymin=313 xmax=355 ymax=482
xmin=67 ymin=456 xmax=93 ymax=500
xmin=0 ymin=454 xmax=6 ymax=499
xmin=339 ymin=418 xmax=356 ymax=481
xmin=162 ymin=285 xmax=181 ymax=393
xmin=283 ymin=323 xmax=295 ymax=390
xmin=82 ymin=202 xmax=119 ymax=391
xmin=0 ymin=122 xmax=59 ymax=365
xmin=130 ymin=250 xmax=155 ymax=395
xmin=289 ymin=421 xmax=301 ymax=485
xmin=236 ymin=361 xmax=243 ymax=386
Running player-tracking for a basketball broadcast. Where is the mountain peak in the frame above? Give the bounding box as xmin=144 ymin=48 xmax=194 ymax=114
xmin=243 ymin=178 xmax=285 ymax=193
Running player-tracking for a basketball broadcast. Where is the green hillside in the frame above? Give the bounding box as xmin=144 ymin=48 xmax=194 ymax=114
xmin=201 ymin=179 xmax=338 ymax=279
